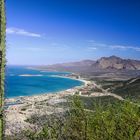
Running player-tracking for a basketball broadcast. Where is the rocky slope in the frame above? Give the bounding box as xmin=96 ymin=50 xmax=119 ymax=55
xmin=94 ymin=56 xmax=140 ymax=70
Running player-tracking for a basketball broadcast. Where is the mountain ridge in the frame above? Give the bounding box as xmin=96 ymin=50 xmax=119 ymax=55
xmin=43 ymin=56 xmax=140 ymax=72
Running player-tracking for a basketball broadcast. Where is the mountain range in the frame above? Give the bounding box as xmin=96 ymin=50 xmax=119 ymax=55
xmin=40 ymin=56 xmax=140 ymax=73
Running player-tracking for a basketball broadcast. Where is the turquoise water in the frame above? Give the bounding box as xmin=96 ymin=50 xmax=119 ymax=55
xmin=5 ymin=66 xmax=83 ymax=98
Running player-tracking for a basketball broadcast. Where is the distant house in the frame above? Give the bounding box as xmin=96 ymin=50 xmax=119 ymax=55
xmin=70 ymin=73 xmax=80 ymax=79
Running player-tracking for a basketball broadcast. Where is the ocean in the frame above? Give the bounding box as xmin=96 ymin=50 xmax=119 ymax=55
xmin=5 ymin=66 xmax=83 ymax=98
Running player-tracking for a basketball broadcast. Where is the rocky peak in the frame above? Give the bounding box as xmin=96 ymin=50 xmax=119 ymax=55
xmin=95 ymin=56 xmax=140 ymax=70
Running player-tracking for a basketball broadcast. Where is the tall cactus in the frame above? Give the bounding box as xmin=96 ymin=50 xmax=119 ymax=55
xmin=0 ymin=0 xmax=6 ymax=139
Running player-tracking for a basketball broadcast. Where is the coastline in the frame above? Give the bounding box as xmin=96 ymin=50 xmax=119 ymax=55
xmin=5 ymin=75 xmax=92 ymax=135
xmin=6 ymin=70 xmax=124 ymax=136
xmin=49 ymin=75 xmax=89 ymax=85
xmin=5 ymin=75 xmax=89 ymax=102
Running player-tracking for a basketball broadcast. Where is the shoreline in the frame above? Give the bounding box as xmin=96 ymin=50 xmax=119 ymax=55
xmin=5 ymin=75 xmax=92 ymax=135
xmin=49 ymin=75 xmax=89 ymax=85
xmin=5 ymin=75 xmax=89 ymax=102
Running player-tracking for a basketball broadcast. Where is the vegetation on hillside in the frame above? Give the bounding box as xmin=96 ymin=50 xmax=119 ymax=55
xmin=95 ymin=77 xmax=140 ymax=102
xmin=9 ymin=96 xmax=139 ymax=140
xmin=112 ymin=78 xmax=140 ymax=101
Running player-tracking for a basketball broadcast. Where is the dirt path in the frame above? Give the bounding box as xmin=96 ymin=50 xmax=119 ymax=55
xmin=91 ymin=81 xmax=124 ymax=101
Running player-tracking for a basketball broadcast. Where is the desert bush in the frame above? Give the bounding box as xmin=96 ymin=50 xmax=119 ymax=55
xmin=23 ymin=95 xmax=140 ymax=140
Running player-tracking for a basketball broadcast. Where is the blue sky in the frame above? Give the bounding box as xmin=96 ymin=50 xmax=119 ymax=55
xmin=6 ymin=0 xmax=140 ymax=65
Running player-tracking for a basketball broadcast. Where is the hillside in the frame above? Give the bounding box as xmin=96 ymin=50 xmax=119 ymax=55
xmin=33 ymin=56 xmax=140 ymax=80
xmin=97 ymin=76 xmax=140 ymax=101
xmin=36 ymin=59 xmax=95 ymax=72
xmin=112 ymin=77 xmax=140 ymax=100
xmin=36 ymin=56 xmax=140 ymax=72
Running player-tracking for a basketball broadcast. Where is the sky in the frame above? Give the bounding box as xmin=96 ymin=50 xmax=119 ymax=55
xmin=6 ymin=0 xmax=140 ymax=65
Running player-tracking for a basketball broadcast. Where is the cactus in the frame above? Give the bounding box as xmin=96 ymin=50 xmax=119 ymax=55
xmin=0 ymin=0 xmax=6 ymax=139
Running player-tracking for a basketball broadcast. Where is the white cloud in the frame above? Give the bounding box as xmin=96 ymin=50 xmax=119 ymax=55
xmin=88 ymin=47 xmax=97 ymax=50
xmin=87 ymin=40 xmax=140 ymax=52
xmin=50 ymin=42 xmax=69 ymax=49
xmin=87 ymin=40 xmax=107 ymax=48
xmin=110 ymin=45 xmax=126 ymax=50
xmin=110 ymin=45 xmax=140 ymax=51
xmin=6 ymin=27 xmax=41 ymax=38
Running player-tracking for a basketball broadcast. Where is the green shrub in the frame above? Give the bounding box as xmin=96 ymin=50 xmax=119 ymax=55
xmin=23 ymin=96 xmax=140 ymax=140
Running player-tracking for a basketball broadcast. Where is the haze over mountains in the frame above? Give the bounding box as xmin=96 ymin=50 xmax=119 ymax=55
xmin=40 ymin=56 xmax=140 ymax=73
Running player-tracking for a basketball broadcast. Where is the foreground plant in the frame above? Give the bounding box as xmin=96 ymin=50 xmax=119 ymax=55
xmin=0 ymin=0 xmax=6 ymax=139
xmin=20 ymin=96 xmax=140 ymax=140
